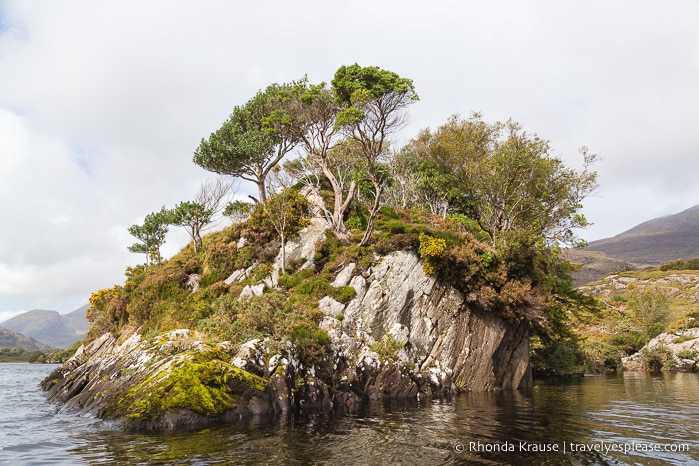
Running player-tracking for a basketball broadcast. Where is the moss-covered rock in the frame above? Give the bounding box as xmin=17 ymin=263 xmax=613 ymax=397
xmin=42 ymin=330 xmax=276 ymax=430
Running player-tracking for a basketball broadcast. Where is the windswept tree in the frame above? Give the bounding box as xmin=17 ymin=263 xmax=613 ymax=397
xmin=127 ymin=207 xmax=170 ymax=266
xmin=332 ymin=64 xmax=419 ymax=246
xmin=265 ymin=78 xmax=356 ymax=242
xmin=408 ymin=113 xmax=598 ymax=291
xmin=223 ymin=199 xmax=253 ymax=224
xmin=170 ymin=177 xmax=232 ymax=253
xmin=402 ymin=114 xmax=493 ymax=217
xmin=193 ymin=84 xmax=297 ymax=204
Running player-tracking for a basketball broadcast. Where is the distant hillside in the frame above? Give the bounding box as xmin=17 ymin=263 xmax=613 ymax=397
xmin=563 ymin=249 xmax=637 ymax=287
xmin=0 ymin=327 xmax=52 ymax=352
xmin=0 ymin=305 xmax=89 ymax=349
xmin=585 ymin=204 xmax=699 ymax=266
xmin=566 ymin=205 xmax=699 ymax=285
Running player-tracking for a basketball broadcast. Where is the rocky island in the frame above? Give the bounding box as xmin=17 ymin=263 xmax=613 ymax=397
xmin=42 ymin=215 xmax=534 ymax=430
xmin=41 ymin=64 xmax=599 ymax=430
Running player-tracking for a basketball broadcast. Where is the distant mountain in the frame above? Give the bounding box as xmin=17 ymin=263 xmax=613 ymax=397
xmin=0 ymin=304 xmax=89 ymax=349
xmin=585 ymin=205 xmax=699 ymax=266
xmin=567 ymin=205 xmax=699 ymax=285
xmin=0 ymin=327 xmax=52 ymax=352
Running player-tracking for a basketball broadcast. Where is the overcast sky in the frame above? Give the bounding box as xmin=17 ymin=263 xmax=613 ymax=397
xmin=1 ymin=0 xmax=698 ymax=318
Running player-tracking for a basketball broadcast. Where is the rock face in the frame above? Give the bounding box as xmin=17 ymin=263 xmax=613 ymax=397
xmin=42 ymin=222 xmax=533 ymax=430
xmin=42 ymin=330 xmax=275 ymax=430
xmin=321 ymin=252 xmax=531 ymax=392
xmin=622 ymin=328 xmax=699 ymax=372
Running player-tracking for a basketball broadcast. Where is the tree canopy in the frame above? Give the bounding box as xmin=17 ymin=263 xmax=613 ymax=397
xmin=193 ymin=84 xmax=297 ymax=204
xmin=127 ymin=207 xmax=170 ymax=266
xmin=332 ymin=64 xmax=419 ymax=245
xmin=402 ymin=113 xmax=597 ymax=250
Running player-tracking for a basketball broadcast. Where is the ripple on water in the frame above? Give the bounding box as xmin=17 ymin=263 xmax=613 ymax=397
xmin=1 ymin=365 xmax=699 ymax=465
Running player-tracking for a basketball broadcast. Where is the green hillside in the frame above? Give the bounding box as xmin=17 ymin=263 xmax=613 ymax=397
xmin=570 ymin=268 xmax=699 ymax=372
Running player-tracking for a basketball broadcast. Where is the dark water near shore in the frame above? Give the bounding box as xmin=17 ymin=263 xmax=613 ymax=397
xmin=1 ymin=363 xmax=698 ymax=465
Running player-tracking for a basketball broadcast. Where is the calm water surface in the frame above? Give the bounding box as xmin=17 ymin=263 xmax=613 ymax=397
xmin=1 ymin=363 xmax=698 ymax=465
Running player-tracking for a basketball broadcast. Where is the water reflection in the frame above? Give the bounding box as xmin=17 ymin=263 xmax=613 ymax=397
xmin=2 ymin=365 xmax=698 ymax=465
xmin=62 ymin=375 xmax=699 ymax=465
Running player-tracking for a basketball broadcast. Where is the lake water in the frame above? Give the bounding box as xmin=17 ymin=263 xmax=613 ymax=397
xmin=1 ymin=363 xmax=698 ymax=465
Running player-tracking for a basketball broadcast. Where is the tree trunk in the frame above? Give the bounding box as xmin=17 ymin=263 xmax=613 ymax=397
xmin=280 ymin=232 xmax=286 ymax=273
xmin=359 ymin=184 xmax=382 ymax=247
xmin=256 ymin=180 xmax=266 ymax=204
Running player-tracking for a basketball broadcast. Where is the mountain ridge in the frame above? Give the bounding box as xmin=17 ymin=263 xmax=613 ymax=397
xmin=0 ymin=305 xmax=89 ymax=349
xmin=566 ymin=204 xmax=699 ymax=285
xmin=0 ymin=327 xmax=53 ymax=352
xmin=584 ymin=204 xmax=699 ymax=266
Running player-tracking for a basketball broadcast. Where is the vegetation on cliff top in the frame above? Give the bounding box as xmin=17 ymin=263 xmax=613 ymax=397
xmin=85 ymin=63 xmax=600 ymax=380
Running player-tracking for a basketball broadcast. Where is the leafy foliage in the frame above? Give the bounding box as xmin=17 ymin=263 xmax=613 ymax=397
xmin=193 ymin=83 xmax=297 ymax=203
xmin=659 ymin=257 xmax=699 ymax=271
xmin=169 ymin=201 xmax=214 ymax=253
xmin=127 ymin=207 xmax=171 ymax=266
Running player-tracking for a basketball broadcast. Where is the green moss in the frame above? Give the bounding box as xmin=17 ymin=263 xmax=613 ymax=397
xmin=112 ymin=355 xmax=266 ymax=421
xmin=327 ymin=285 xmax=357 ymax=304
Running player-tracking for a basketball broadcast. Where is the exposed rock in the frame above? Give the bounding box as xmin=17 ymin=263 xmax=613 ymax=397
xmin=319 ymin=296 xmax=345 ymax=317
xmin=41 ymin=330 xmax=275 ymax=430
xmin=329 ymin=251 xmax=531 ymax=391
xmin=331 ymin=263 xmax=356 ymax=287
xmin=185 ymin=274 xmax=201 ymax=292
xmin=240 ymin=284 xmax=265 ymax=298
xmin=224 ymin=267 xmax=251 ymax=284
xmin=42 ymin=228 xmax=533 ymax=430
xmin=622 ymin=328 xmax=699 ymax=372
xmin=270 ymin=217 xmax=331 ymax=287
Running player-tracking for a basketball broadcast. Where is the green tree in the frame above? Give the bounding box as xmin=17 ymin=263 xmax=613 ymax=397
xmin=265 ymin=78 xmax=356 ymax=242
xmin=332 ymin=64 xmax=419 ymax=246
xmin=169 ymin=201 xmax=213 ymax=254
xmin=193 ymin=84 xmax=297 ymax=204
xmin=264 ymin=187 xmax=311 ymax=272
xmin=412 ymin=114 xmax=597 ymax=249
xmin=169 ymin=178 xmax=231 ymax=253
xmin=247 ymin=171 xmax=311 ymax=272
xmin=128 ymin=207 xmax=170 ymax=266
xmin=223 ymin=200 xmax=253 ymax=223
xmin=631 ymin=289 xmax=670 ymax=339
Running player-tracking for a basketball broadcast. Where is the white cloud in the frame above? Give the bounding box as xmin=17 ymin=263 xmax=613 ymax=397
xmin=0 ymin=0 xmax=698 ymax=312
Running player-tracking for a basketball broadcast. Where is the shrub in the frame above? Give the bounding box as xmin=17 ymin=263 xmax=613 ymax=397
xmin=676 ymin=349 xmax=697 ymax=360
xmin=327 ymin=285 xmax=357 ymax=304
xmin=418 ymin=232 xmax=448 ymax=276
xmin=251 ymin=263 xmax=273 ymax=282
xmin=531 ymin=337 xmax=584 ymax=376
xmin=608 ymin=331 xmax=649 ymax=355
xmin=278 ymin=269 xmax=315 ymax=289
xmin=671 ymin=334 xmax=695 ymax=344
xmin=373 ymin=233 xmax=420 ymax=256
xmin=370 ymin=334 xmax=404 ymax=363
xmin=313 ymin=230 xmax=344 ymax=273
xmin=203 ymin=241 xmax=238 ymax=280
xmin=641 ymin=345 xmax=671 ymax=372
xmin=659 ymin=259 xmax=687 ymax=271
xmin=631 ymin=289 xmax=670 ymax=339
xmin=584 ymin=342 xmax=622 ymax=372
xmin=289 ymin=323 xmax=331 ymax=367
